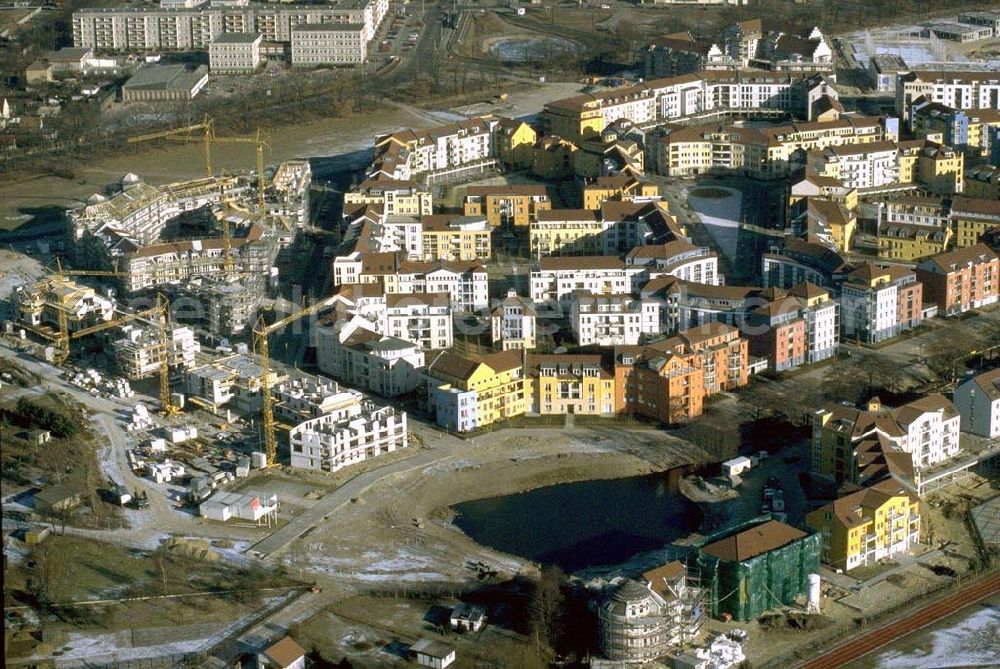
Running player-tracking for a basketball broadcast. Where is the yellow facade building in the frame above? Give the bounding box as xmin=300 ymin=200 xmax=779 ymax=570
xmin=463 ymin=185 xmax=552 ymax=228
xmin=583 ymin=175 xmax=660 ymax=210
xmin=524 ymin=354 xmax=617 ymax=416
xmin=496 ymin=118 xmax=538 ymax=169
xmin=426 ymin=350 xmax=526 ymax=432
xmin=964 ymin=166 xmax=1000 ymax=201
xmin=420 ymin=215 xmax=492 ymax=261
xmin=806 ymin=481 xmax=920 ymax=572
xmin=950 ymin=195 xmax=1000 ymax=248
xmin=917 ymin=142 xmax=964 ymax=195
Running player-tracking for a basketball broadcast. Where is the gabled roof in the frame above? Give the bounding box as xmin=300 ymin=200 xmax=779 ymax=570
xmin=261 ymin=637 xmax=305 ymax=669
xmin=701 ymin=520 xmax=808 ymax=562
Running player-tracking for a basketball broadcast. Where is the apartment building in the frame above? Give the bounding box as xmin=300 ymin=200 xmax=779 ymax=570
xmin=113 ymin=324 xmax=200 ymax=379
xmin=626 ymin=240 xmax=721 ymax=286
xmin=335 ymin=254 xmax=488 ymax=311
xmin=896 ymin=69 xmax=1000 ymax=123
xmin=122 ymin=223 xmax=277 ymax=293
xmin=950 ymin=196 xmax=1000 ymax=247
xmin=812 ymin=395 xmax=961 ymax=486
xmin=877 ymin=196 xmax=953 ymax=261
xmin=915 ymin=244 xmax=999 ymax=315
xmin=530 ymin=201 xmax=681 ymax=257
xmin=917 ymin=142 xmax=965 ymax=195
xmin=595 ymin=580 xmax=675 ymax=666
xmin=954 ymin=368 xmax=1000 ymax=438
xmin=13 ymin=277 xmax=115 ymax=335
xmin=803 ymin=198 xmax=857 ymax=254
xmin=912 ymin=102 xmax=1000 ymax=158
xmin=645 ymin=32 xmax=725 ymax=78
xmin=72 ymin=0 xmax=388 ymax=52
xmin=614 ymin=322 xmax=749 ymax=424
xmin=462 ymin=185 xmax=551 ymax=227
xmin=316 ymin=321 xmax=426 ymax=398
xmin=382 ymin=292 xmax=453 ymax=351
xmin=208 ymin=32 xmax=262 ymax=74
xmin=583 ymin=175 xmax=660 ymax=210
xmin=290 ymin=23 xmax=366 ymax=66
xmin=787 ymin=282 xmax=840 ymax=364
xmin=668 ymin=282 xmax=765 ymax=331
xmin=964 ymin=165 xmax=1000 ymax=201
xmin=288 ymin=403 xmax=408 ymax=473
xmin=543 ymin=70 xmax=836 ymax=143
xmin=343 ymin=179 xmax=433 ymax=217
xmin=761 ymin=237 xmax=850 ymax=290
xmin=655 ymin=115 xmax=885 ymax=180
xmin=495 ymin=118 xmax=538 ymax=169
xmin=745 ymin=295 xmax=807 ymax=372
xmin=490 ymin=289 xmax=537 ymax=351
xmin=524 ymin=354 xmax=616 ymax=416
xmin=371 ymin=116 xmax=500 ymax=182
xmin=811 ymin=141 xmax=900 ymax=191
xmin=529 ymin=256 xmax=647 ymax=308
xmin=420 ymin=215 xmax=491 ymax=262
xmin=426 ymin=350 xmax=525 ymax=432
xmin=806 ymin=481 xmax=920 ymax=572
xmin=570 ymin=291 xmax=661 ymax=347
xmin=839 ymin=264 xmax=923 ymax=344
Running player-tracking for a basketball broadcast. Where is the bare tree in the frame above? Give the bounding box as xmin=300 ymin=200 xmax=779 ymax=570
xmin=528 ymin=565 xmax=565 ymax=655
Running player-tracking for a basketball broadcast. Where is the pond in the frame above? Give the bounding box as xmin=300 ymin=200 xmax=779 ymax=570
xmin=452 ymin=469 xmax=701 ymax=573
xmin=488 ymin=36 xmax=581 ymax=63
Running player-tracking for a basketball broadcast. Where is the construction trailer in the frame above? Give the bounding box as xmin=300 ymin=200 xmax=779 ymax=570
xmin=685 ymin=518 xmax=821 ymax=621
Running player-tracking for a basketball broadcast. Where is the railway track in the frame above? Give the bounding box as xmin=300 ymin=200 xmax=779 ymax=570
xmin=798 ymin=571 xmax=1000 ymax=669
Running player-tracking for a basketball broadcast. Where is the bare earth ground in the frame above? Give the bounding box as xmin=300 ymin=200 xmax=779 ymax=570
xmin=278 ymin=424 xmax=707 ymax=587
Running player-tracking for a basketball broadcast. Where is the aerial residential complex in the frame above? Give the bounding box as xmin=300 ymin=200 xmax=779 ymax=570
xmin=9 ymin=7 xmax=1000 ymax=669
xmin=72 ymin=0 xmax=388 ymax=65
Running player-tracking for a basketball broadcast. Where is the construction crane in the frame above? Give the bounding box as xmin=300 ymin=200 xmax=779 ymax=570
xmin=48 ymin=258 xmax=124 ymax=364
xmin=210 ymin=129 xmax=270 ymax=215
xmin=127 ymin=115 xmax=216 ymax=177
xmin=155 ymin=294 xmax=181 ymax=416
xmin=252 ymin=294 xmax=342 ymax=466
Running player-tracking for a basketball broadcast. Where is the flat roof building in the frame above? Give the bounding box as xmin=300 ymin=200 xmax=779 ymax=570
xmin=122 ymin=64 xmax=209 ymax=102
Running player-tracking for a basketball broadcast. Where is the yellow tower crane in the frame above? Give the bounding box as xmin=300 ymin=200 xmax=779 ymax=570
xmin=252 ymin=294 xmax=342 ymax=466
xmin=49 ymin=258 xmax=124 ymax=365
xmin=127 ymin=115 xmax=216 ymax=177
xmin=210 ymin=129 xmax=271 ymax=216
xmin=54 ymin=295 xmax=179 ymax=415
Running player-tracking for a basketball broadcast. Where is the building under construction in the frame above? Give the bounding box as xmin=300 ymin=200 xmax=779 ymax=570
xmin=113 ymin=323 xmax=201 ymax=379
xmin=685 ymin=518 xmax=821 ymax=622
xmin=169 ymin=275 xmax=264 ymax=337
xmin=11 ymin=276 xmax=115 ymax=336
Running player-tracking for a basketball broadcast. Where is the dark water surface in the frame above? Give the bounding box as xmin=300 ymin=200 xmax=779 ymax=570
xmin=452 ymin=469 xmax=701 ymax=572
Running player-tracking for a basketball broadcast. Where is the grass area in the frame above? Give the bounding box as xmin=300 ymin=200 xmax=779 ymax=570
xmin=1 ymin=392 xmax=99 ymax=490
xmin=4 ymin=535 xmax=300 ymax=630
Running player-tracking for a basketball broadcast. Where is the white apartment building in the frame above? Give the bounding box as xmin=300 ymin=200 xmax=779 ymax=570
xmin=316 ymin=319 xmax=426 ymax=398
xmin=530 ymin=257 xmax=648 ymax=308
xmin=530 ymin=208 xmax=658 ymax=257
xmin=897 ymin=69 xmax=1000 ymax=122
xmin=72 ymin=0 xmax=388 ymax=52
xmin=382 ymin=292 xmax=453 ymax=351
xmin=815 ymin=141 xmax=900 ymax=190
xmin=490 ymin=290 xmax=538 ymax=351
xmin=953 ymin=368 xmax=1000 ymax=438
xmin=209 ymin=32 xmax=262 ymax=74
xmin=340 ymin=209 xmax=424 ymax=260
xmin=893 ymin=394 xmax=961 ymax=469
xmin=288 ymin=403 xmax=408 ymax=473
xmin=290 ymin=23 xmax=366 ymax=66
xmin=787 ymin=283 xmax=840 ymax=364
xmin=385 ymin=261 xmax=488 ymax=312
xmin=113 ymin=323 xmax=200 ymax=379
xmin=570 ymin=292 xmax=661 ymax=346
xmin=372 ymin=117 xmax=500 ymax=182
xmin=839 ymin=265 xmax=922 ymax=344
xmin=625 ymin=240 xmax=722 ymax=286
